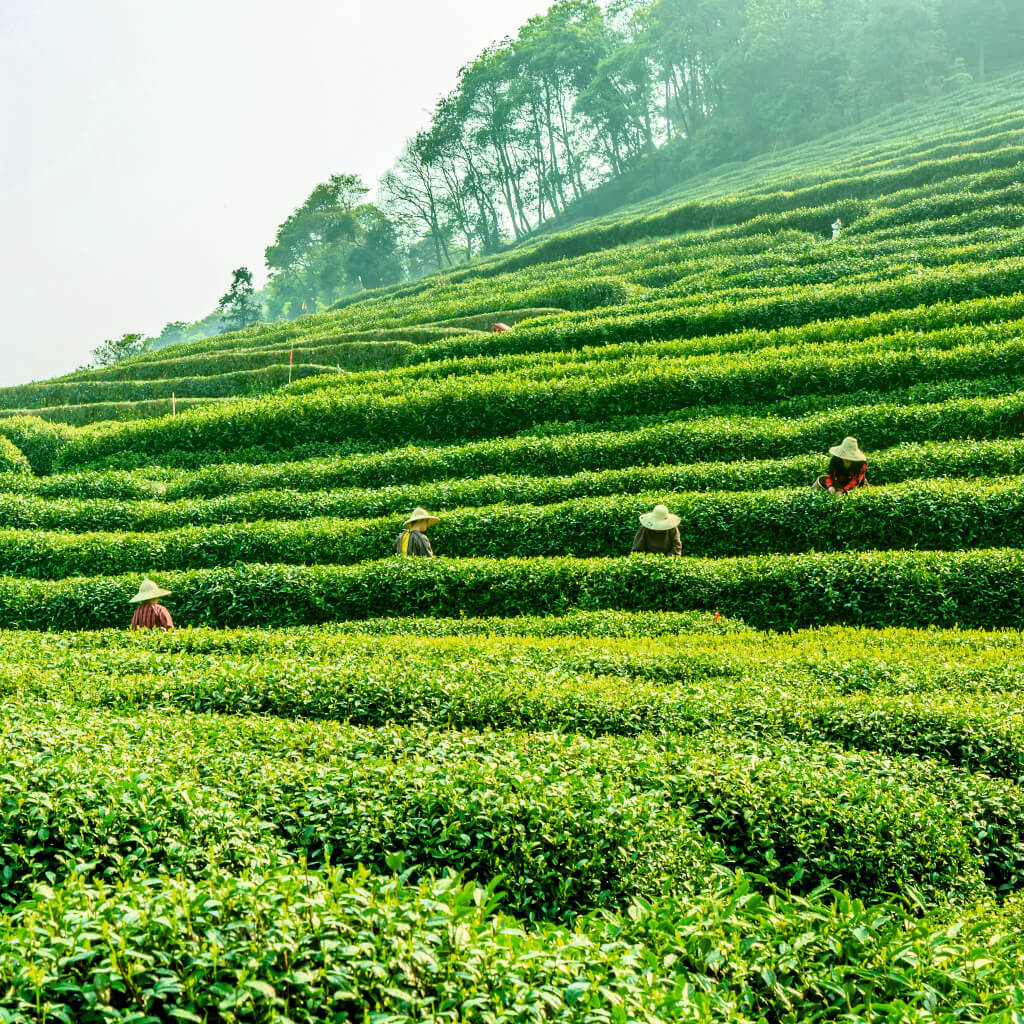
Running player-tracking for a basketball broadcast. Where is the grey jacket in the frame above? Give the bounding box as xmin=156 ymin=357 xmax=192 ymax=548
xmin=395 ymin=529 xmax=434 ymax=557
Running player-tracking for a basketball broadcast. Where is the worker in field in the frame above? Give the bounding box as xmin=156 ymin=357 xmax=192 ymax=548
xmin=631 ymin=504 xmax=682 ymax=555
xmin=129 ymin=577 xmax=175 ymax=631
xmin=395 ymin=507 xmax=439 ymax=557
xmin=491 ymin=322 xmax=512 ymax=332
xmin=814 ymin=437 xmax=868 ymax=494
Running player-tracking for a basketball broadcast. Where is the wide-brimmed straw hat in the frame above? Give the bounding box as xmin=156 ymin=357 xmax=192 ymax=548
xmin=403 ymin=507 xmax=440 ymax=528
xmin=828 ymin=437 xmax=867 ymax=462
xmin=639 ymin=504 xmax=681 ymax=531
xmin=129 ymin=578 xmax=172 ymax=604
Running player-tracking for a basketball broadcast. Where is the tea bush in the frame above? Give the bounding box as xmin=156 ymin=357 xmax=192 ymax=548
xmin=0 ymin=436 xmax=30 ymax=476
xmin=1 ymin=548 xmax=1023 ymax=629
xmin=2 ymin=68 xmax=1024 ymax=1022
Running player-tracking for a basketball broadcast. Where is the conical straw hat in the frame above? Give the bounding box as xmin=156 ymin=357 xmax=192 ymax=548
xmin=639 ymin=504 xmax=681 ymax=531
xmin=130 ymin=578 xmax=172 ymax=604
xmin=828 ymin=437 xmax=867 ymax=462
xmin=403 ymin=507 xmax=440 ymax=528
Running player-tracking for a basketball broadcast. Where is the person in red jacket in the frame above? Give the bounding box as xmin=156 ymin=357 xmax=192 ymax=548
xmin=814 ymin=437 xmax=867 ymax=494
xmin=129 ymin=578 xmax=175 ymax=630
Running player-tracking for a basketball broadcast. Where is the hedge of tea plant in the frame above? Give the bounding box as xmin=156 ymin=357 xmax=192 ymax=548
xmin=0 ymin=70 xmax=1022 ymax=1024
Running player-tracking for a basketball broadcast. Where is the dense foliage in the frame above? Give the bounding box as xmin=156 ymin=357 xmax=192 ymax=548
xmin=3 ymin=67 xmax=1024 ymax=1022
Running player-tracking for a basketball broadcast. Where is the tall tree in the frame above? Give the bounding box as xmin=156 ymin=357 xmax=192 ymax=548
xmin=345 ymin=207 xmax=405 ymax=290
xmin=216 ymin=267 xmax=263 ymax=333
xmin=848 ymin=0 xmax=954 ymax=113
xmin=91 ymin=332 xmax=146 ymax=368
xmin=938 ymin=0 xmax=1023 ymax=82
xmin=264 ymin=174 xmax=368 ymax=318
xmin=381 ymin=135 xmax=452 ymax=269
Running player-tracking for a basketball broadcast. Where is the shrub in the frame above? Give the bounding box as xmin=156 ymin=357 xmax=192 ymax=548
xmin=0 ymin=436 xmax=30 ymax=476
xmin=2 ymin=478 xmax=1023 ymax=576
xmin=0 ymin=416 xmax=74 ymax=475
xmin=2 ymin=548 xmax=1023 ymax=631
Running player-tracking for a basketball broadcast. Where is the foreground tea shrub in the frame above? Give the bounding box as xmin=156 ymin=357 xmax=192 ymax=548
xmin=3 ymin=867 xmax=1023 ymax=1023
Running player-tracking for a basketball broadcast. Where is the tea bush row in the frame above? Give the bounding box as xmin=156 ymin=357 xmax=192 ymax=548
xmin=31 ymin=365 xmax=1021 ymax=474
xmin=0 ymin=396 xmax=224 ymax=428
xmin=52 ymin=382 xmax=1024 ymax=475
xmin=0 ymin=437 xmax=30 ymax=476
xmin=0 ymin=707 xmax=716 ymax=920
xmin=0 ymin=703 xmax=995 ymax=909
xmin=2 ymin=548 xmax=1023 ymax=630
xmin=419 ymin=257 xmax=1024 ymax=363
xmin=28 ymin=630 xmax=1024 ymax=788
xmin=4 ymin=478 xmax=1024 ymax=577
xmin=128 ymin=435 xmax=1024 ymax=504
xmin=49 ymin=334 xmax=1024 ymax=468
xmin=65 ymin=339 xmax=419 ymax=384
xmin=0 ymin=363 xmax=339 ymax=409
xmin=282 ymin=316 xmax=1024 ymax=404
xmin=61 ymin=327 xmax=470 ymax=381
xmin=416 ymin=288 xmax=1024 ymax=367
xmin=5 ymin=436 xmax=1024 ymax=518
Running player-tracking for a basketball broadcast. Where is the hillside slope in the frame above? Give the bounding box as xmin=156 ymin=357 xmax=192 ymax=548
xmin=1 ymin=71 xmax=1024 ymax=1022
xmin=3 ymin=68 xmax=1022 ymax=424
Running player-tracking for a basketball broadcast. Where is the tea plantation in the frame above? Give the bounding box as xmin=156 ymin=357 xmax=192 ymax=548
xmin=1 ymin=73 xmax=1024 ymax=1021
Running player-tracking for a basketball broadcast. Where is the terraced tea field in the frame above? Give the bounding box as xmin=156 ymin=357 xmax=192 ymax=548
xmin=1 ymin=72 xmax=1024 ymax=1020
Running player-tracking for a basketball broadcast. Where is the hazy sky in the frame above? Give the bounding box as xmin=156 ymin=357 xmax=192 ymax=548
xmin=0 ymin=0 xmax=555 ymax=388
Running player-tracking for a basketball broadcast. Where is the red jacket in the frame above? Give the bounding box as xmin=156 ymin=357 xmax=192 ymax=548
xmin=825 ymin=458 xmax=867 ymax=494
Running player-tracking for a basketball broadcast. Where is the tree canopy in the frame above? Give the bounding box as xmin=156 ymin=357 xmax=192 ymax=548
xmin=380 ymin=0 xmax=1019 ymax=268
xmin=217 ymin=267 xmax=263 ymax=333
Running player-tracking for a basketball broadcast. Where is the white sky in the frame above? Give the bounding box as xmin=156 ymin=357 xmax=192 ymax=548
xmin=0 ymin=0 xmax=555 ymax=387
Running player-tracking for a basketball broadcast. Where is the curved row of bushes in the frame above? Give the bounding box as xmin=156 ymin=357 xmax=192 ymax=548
xmin=0 ymin=706 xmax=712 ymax=920
xmin=0 ymin=363 xmax=340 ymax=409
xmin=9 ymin=862 xmax=1024 ymax=1024
xmin=47 ymin=328 xmax=1024 ymax=467
xmin=52 ymin=383 xmax=1024 ymax=474
xmin=281 ymin=316 xmax=1024 ymax=403
xmin=3 ymin=548 xmax=1023 ymax=630
xmin=0 ymin=436 xmax=30 ymax=476
xmin=28 ymin=626 xmax=1024 ymax=791
xmin=1 ymin=478 xmax=1021 ymax=575
xmin=0 ymin=701 xmax=999 ymax=912
xmin=0 ymin=434 xmax=1022 ymax=512
xmin=60 ymin=327 xmax=471 ymax=382
xmin=4 ymin=379 xmax=1015 ymax=487
xmin=66 ymin=339 xmax=421 ymax=384
xmin=419 ymin=255 xmax=1024 ymax=362
xmin=0 ymin=395 xmax=225 ymax=428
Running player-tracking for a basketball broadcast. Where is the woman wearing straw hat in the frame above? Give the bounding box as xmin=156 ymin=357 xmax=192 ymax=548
xmin=814 ymin=437 xmax=868 ymax=495
xmin=395 ymin=507 xmax=439 ymax=557
xmin=631 ymin=504 xmax=683 ymax=555
xmin=129 ymin=577 xmax=175 ymax=631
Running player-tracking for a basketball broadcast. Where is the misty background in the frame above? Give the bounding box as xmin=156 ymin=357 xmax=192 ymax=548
xmin=0 ymin=0 xmax=554 ymax=386
xmin=3 ymin=0 xmax=1018 ymax=387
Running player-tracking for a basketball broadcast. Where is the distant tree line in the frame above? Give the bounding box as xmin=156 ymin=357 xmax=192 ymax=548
xmin=380 ymin=0 xmax=1022 ymax=274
